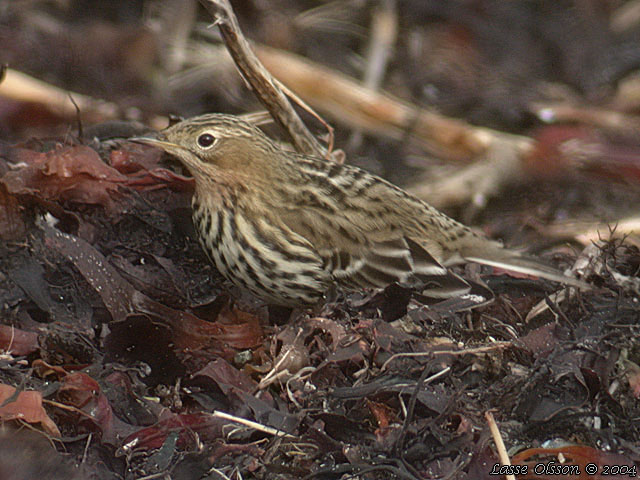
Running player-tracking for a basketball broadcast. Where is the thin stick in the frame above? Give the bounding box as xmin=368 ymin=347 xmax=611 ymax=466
xmin=0 ymin=68 xmax=117 ymax=120
xmin=198 ymin=0 xmax=335 ymax=160
xmin=380 ymin=341 xmax=512 ymax=371
xmin=532 ymin=102 xmax=640 ymax=131
xmin=0 ymin=68 xmax=168 ymax=130
xmin=348 ymin=0 xmax=397 ymax=150
xmin=485 ymin=411 xmax=516 ymax=480
xmin=363 ymin=0 xmax=397 ymax=91
xmin=212 ymin=410 xmax=296 ymax=439
xmin=255 ymin=45 xmax=532 ymax=162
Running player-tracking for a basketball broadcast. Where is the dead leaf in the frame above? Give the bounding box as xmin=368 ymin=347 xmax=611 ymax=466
xmin=0 ymin=384 xmax=60 ymax=437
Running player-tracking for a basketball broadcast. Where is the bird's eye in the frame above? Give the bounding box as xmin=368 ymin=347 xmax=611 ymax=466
xmin=197 ymin=133 xmax=216 ymax=148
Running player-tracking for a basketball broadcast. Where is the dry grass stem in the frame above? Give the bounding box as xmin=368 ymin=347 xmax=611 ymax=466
xmin=531 ymin=102 xmax=640 ymax=131
xmin=485 ymin=411 xmax=516 ymax=480
xmin=381 ymin=342 xmax=511 ymax=371
xmin=0 ymin=68 xmax=117 ymax=121
xmin=211 ymin=410 xmax=296 ymax=439
xmin=255 ymin=45 xmax=532 ymax=162
xmin=0 ymin=68 xmax=169 ymax=129
xmin=543 ymin=217 xmax=640 ymax=247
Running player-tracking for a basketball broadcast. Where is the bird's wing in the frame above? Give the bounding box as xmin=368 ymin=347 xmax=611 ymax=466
xmin=268 ymin=155 xmax=477 ymax=297
xmin=278 ymin=205 xmax=471 ymax=297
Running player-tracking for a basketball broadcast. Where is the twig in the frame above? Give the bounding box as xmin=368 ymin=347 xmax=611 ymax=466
xmin=157 ymin=0 xmax=199 ymax=73
xmin=211 ymin=410 xmax=296 ymax=438
xmin=206 ymin=468 xmax=232 ymax=480
xmin=0 ymin=68 xmax=168 ymax=130
xmin=408 ymin=136 xmax=527 ymax=208
xmin=198 ymin=0 xmax=336 ymax=160
xmin=3 ymin=324 xmax=15 ymax=355
xmin=380 ymin=341 xmax=512 ymax=371
xmin=81 ymin=433 xmax=92 ymax=466
xmin=363 ymin=0 xmax=397 ymax=91
xmin=531 ymin=102 xmax=640 ymax=131
xmin=348 ymin=0 xmax=397 ymax=150
xmin=610 ymin=0 xmax=640 ymax=33
xmin=485 ymin=411 xmax=516 ymax=480
xmin=255 ymin=45 xmax=533 ymax=162
xmin=543 ymin=216 xmax=640 ymax=247
xmin=0 ymin=68 xmax=117 ymax=120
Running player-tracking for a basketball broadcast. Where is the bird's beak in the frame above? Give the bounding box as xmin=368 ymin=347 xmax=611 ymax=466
xmin=130 ymin=133 xmax=170 ymax=149
xmin=129 ymin=134 xmax=186 ymax=158
xmin=129 ymin=134 xmax=203 ymax=175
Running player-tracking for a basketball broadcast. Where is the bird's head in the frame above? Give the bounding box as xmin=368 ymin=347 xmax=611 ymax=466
xmin=132 ymin=113 xmax=279 ymax=187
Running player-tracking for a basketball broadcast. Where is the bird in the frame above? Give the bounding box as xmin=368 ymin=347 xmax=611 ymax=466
xmin=132 ymin=113 xmax=589 ymax=308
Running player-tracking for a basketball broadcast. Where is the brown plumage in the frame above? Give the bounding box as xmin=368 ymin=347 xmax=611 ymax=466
xmin=133 ymin=113 xmax=588 ymax=307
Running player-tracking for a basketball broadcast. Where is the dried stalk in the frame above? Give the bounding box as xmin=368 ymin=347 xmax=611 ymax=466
xmin=348 ymin=0 xmax=397 ymax=149
xmin=255 ymin=45 xmax=532 ymax=162
xmin=0 ymin=68 xmax=117 ymax=121
xmin=198 ymin=0 xmax=336 ymax=160
xmin=0 ymin=68 xmax=168 ymax=130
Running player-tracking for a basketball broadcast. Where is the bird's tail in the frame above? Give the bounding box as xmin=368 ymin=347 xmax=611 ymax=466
xmin=457 ymin=242 xmax=591 ymax=289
